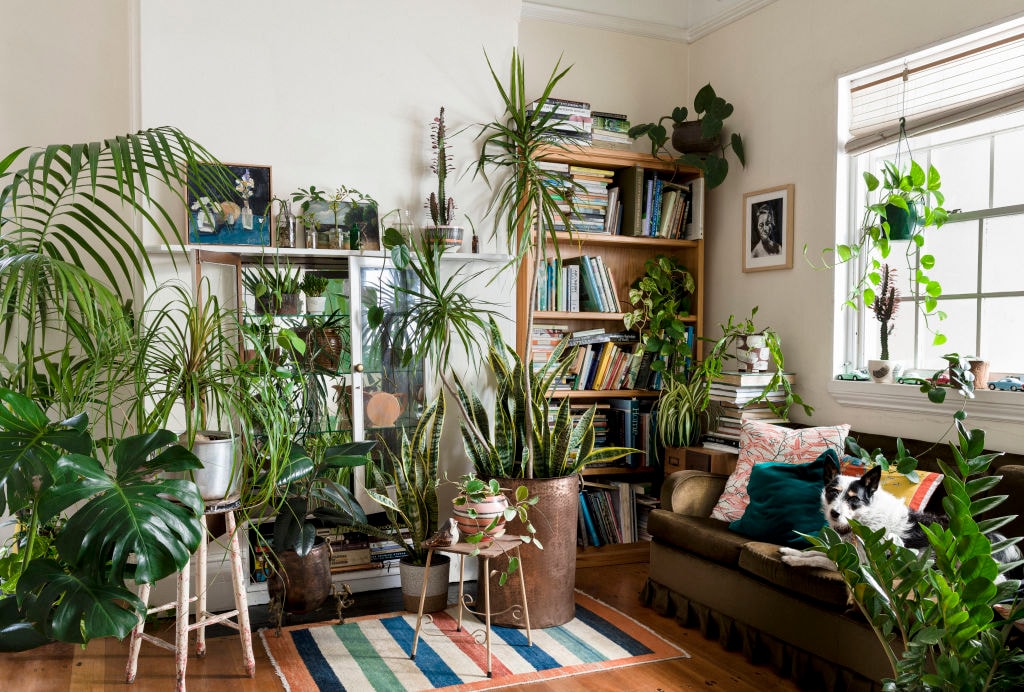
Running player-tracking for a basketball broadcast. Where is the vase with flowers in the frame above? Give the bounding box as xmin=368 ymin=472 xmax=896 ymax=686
xmin=236 ymin=168 xmax=255 ymax=231
xmin=423 ymin=106 xmax=464 ymax=250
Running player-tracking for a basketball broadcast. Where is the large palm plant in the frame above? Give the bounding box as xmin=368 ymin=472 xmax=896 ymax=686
xmin=0 ymin=127 xmax=222 ymax=415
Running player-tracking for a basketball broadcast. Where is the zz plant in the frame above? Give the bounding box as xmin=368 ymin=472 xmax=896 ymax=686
xmin=808 ymin=417 xmax=1024 ymax=691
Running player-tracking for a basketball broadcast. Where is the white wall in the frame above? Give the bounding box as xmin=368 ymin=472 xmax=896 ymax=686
xmin=686 ymin=0 xmax=1024 ymax=451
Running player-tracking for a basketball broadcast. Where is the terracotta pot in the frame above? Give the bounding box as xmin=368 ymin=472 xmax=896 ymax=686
xmin=484 ymin=475 xmax=578 ymax=628
xmin=400 ymin=553 xmax=450 ymax=613
xmin=671 ymin=121 xmax=720 ymax=155
xmin=968 ymin=359 xmax=990 ymax=388
xmin=736 ymin=332 xmax=769 ymax=372
xmin=452 ymin=493 xmax=509 ymax=542
xmin=267 ymin=537 xmax=332 ymax=614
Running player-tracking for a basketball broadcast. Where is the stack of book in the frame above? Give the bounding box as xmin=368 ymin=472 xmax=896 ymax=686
xmin=591 ymin=112 xmax=632 ymax=150
xmin=529 ymin=97 xmax=592 ymax=145
xmin=567 ymin=165 xmax=613 ymax=234
xmin=703 ymin=371 xmax=795 ymax=451
xmin=369 ymin=533 xmax=410 ymax=564
xmin=318 ymin=528 xmax=372 ymax=571
xmin=530 ymin=323 xmax=570 ymax=370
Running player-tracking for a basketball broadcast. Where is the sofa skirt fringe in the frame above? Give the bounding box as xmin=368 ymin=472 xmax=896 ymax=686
xmin=641 ymin=577 xmax=879 ymax=692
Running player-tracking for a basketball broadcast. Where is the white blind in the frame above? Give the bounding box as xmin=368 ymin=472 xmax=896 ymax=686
xmin=845 ymin=18 xmax=1024 ymax=154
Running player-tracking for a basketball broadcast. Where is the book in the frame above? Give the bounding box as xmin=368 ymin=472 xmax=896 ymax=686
xmin=714 ymin=371 xmax=796 ymax=386
xmin=578 ymin=255 xmax=607 ymax=312
xmin=578 ymin=491 xmax=601 ymax=546
xmin=608 ymin=398 xmax=640 ymax=467
xmin=614 ymin=165 xmax=645 ymax=236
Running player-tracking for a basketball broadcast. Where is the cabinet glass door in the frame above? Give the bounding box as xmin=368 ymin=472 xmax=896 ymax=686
xmin=349 ymin=256 xmax=425 ymax=511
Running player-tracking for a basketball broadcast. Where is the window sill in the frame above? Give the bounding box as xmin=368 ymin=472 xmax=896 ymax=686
xmin=827 ymin=380 xmax=1024 ymax=425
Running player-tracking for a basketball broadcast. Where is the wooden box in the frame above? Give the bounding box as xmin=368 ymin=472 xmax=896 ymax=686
xmin=664 ymin=446 xmax=738 ymax=477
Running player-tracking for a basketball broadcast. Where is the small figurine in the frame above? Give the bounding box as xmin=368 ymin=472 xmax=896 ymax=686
xmin=425 ymin=517 xmax=459 ymax=548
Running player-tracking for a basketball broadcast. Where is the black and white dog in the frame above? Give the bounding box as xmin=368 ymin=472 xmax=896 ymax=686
xmin=781 ymin=455 xmax=1020 ymax=573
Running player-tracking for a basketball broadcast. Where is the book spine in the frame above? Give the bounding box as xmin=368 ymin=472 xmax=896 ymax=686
xmin=579 ymin=491 xmax=602 ymax=546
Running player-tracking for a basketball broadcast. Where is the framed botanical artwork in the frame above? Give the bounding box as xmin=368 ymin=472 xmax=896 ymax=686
xmin=186 ymin=163 xmax=272 ymax=246
xmin=742 ymin=184 xmax=794 ymax=272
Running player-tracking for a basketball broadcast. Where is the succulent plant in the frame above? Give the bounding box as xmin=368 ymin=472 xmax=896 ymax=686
xmin=870 ymin=264 xmax=899 ymax=361
xmin=427 ymin=106 xmax=456 ymax=226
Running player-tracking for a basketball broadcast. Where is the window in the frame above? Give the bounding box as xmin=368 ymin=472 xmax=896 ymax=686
xmin=838 ymin=18 xmax=1024 ymax=383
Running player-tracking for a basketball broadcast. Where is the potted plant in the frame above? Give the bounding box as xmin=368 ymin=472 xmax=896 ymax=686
xmin=423 ymin=106 xmax=464 ymax=250
xmin=867 ymin=263 xmax=900 ymax=383
xmin=628 ymin=84 xmax=747 ymax=189
xmin=809 ymin=416 xmax=1022 ymax=690
xmin=446 ymin=473 xmax=541 ymax=587
xmin=257 ymin=437 xmax=374 ymax=619
xmin=453 ymin=319 xmax=633 ymax=626
xmin=301 ymin=272 xmax=330 ymax=314
xmin=809 ymin=158 xmax=949 ymax=345
xmin=244 ymin=254 xmax=302 ymax=315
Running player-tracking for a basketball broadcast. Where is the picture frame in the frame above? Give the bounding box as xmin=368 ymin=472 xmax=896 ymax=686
xmin=305 ymin=200 xmax=381 ymax=251
xmin=186 ymin=163 xmax=273 ymax=247
xmin=742 ymin=184 xmax=794 ymax=272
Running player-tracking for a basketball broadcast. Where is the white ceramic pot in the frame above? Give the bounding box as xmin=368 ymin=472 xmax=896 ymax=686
xmin=868 ymin=359 xmax=896 ymax=384
xmin=305 ymin=295 xmax=327 ymax=314
xmin=400 ymin=553 xmax=450 ymax=613
xmin=187 ymin=431 xmax=240 ymax=500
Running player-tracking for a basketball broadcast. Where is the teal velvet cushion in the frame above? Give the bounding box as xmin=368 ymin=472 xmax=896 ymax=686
xmin=728 ymin=449 xmax=832 ymax=547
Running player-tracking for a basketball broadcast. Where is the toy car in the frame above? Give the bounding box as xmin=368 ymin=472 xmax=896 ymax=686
xmin=836 ymin=368 xmax=869 ymax=381
xmin=988 ymin=376 xmax=1024 ymax=391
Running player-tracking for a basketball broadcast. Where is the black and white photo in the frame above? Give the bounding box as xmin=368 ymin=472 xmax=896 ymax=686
xmin=743 ymin=184 xmax=794 ymax=271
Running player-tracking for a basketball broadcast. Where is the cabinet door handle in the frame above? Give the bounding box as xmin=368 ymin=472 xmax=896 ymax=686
xmin=353 ymin=363 xmax=364 ymax=373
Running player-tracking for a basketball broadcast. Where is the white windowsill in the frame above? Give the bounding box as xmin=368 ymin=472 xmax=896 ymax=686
xmin=828 ymin=380 xmax=1024 ymax=425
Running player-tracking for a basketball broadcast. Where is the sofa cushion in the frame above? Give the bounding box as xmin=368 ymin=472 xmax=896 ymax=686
xmin=728 ymin=453 xmax=827 ymax=548
xmin=648 ymin=510 xmax=751 ymax=566
xmin=739 ymin=541 xmax=851 ymax=608
xmin=711 ymin=421 xmax=851 ymax=522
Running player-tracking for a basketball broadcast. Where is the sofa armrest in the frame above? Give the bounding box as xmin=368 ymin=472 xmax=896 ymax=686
xmin=661 ymin=469 xmax=728 ymax=518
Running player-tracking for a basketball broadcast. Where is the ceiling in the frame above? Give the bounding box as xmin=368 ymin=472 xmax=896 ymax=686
xmin=522 ymin=0 xmax=777 ymax=43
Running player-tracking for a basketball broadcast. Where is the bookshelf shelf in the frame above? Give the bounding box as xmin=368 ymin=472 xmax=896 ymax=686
xmin=516 ymin=147 xmax=706 ymax=570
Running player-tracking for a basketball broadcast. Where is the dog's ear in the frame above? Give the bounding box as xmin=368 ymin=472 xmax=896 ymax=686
xmin=862 ymin=465 xmax=883 ymax=495
xmin=823 ymin=453 xmax=840 ymax=485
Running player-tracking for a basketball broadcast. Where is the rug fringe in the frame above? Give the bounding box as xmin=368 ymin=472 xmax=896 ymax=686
xmin=258 ymin=627 xmax=292 ymax=691
xmin=573 ymin=588 xmax=690 ymax=658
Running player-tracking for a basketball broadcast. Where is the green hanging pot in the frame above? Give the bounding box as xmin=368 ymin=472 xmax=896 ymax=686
xmin=885 ymin=200 xmax=919 ymax=241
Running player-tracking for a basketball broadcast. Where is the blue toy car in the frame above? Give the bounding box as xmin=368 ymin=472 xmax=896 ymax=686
xmin=836 ymin=368 xmax=869 ymax=381
xmin=988 ymin=376 xmax=1024 ymax=391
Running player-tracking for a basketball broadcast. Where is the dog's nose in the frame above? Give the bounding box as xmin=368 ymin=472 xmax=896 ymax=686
xmin=830 ymin=509 xmax=840 ymax=520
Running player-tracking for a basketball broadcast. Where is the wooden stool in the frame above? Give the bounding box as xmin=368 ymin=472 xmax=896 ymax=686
xmin=411 ymin=536 xmax=531 ymax=678
xmin=125 ymin=497 xmax=255 ymax=690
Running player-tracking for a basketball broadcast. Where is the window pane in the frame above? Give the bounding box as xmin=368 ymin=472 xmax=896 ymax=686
xmin=929 ymin=138 xmax=991 ymax=213
xmin=922 ymin=219 xmax=979 ymax=296
xmin=919 ymin=298 xmax=977 ymax=368
xmin=981 ymin=214 xmax=1024 ymax=294
xmin=980 ymin=297 xmax=1024 ymax=374
xmin=993 ymin=124 xmax=1024 ymax=208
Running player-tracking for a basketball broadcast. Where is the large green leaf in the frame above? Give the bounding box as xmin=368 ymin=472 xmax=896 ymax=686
xmin=38 ymin=433 xmax=203 ymax=584
xmin=16 ymin=559 xmax=144 ymax=645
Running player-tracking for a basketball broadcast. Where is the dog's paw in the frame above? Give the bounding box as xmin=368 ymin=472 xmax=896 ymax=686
xmin=779 ymin=547 xmax=805 ymax=565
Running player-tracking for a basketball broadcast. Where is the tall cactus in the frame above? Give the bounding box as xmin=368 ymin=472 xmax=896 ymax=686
xmin=427 ymin=106 xmax=455 ymax=226
xmin=871 ymin=264 xmax=899 ymax=360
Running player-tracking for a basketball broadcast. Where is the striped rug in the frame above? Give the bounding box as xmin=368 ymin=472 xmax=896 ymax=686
xmin=260 ymin=591 xmax=687 ymax=691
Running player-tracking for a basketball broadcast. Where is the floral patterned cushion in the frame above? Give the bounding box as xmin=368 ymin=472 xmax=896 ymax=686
xmin=710 ymin=420 xmax=851 ymax=522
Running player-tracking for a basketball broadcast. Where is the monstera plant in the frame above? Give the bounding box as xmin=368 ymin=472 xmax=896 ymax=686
xmin=0 ymin=389 xmax=204 ymax=651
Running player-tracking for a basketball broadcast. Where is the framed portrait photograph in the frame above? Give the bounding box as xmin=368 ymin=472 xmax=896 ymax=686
xmin=742 ymin=184 xmax=794 ymax=272
xmin=186 ymin=163 xmax=272 ymax=247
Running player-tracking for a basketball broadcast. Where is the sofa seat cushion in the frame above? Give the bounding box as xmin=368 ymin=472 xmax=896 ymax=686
xmin=649 ymin=510 xmax=752 ymax=566
xmin=739 ymin=541 xmax=850 ymax=608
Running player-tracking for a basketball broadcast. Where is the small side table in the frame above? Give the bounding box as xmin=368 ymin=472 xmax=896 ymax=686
xmin=410 ymin=536 xmax=532 ymax=678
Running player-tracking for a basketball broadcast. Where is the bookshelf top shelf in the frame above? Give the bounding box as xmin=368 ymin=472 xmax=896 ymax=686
xmin=540 ymin=232 xmax=699 ymax=249
xmin=537 ymin=144 xmax=702 ymax=178
xmin=547 ymin=389 xmax=660 ymax=400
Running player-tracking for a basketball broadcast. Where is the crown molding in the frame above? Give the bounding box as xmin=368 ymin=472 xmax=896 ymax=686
xmin=522 ymin=1 xmax=776 ymax=44
xmin=521 ymin=2 xmax=687 ymax=44
xmin=686 ymin=0 xmax=778 ymax=42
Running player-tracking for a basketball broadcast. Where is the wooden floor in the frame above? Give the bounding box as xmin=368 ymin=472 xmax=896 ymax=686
xmin=2 ymin=559 xmax=801 ymax=691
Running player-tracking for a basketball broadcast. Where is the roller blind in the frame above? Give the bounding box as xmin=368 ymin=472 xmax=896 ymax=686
xmin=845 ymin=18 xmax=1024 ymax=154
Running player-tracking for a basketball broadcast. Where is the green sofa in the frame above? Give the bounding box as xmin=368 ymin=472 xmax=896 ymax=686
xmin=641 ymin=435 xmax=1024 ymax=691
